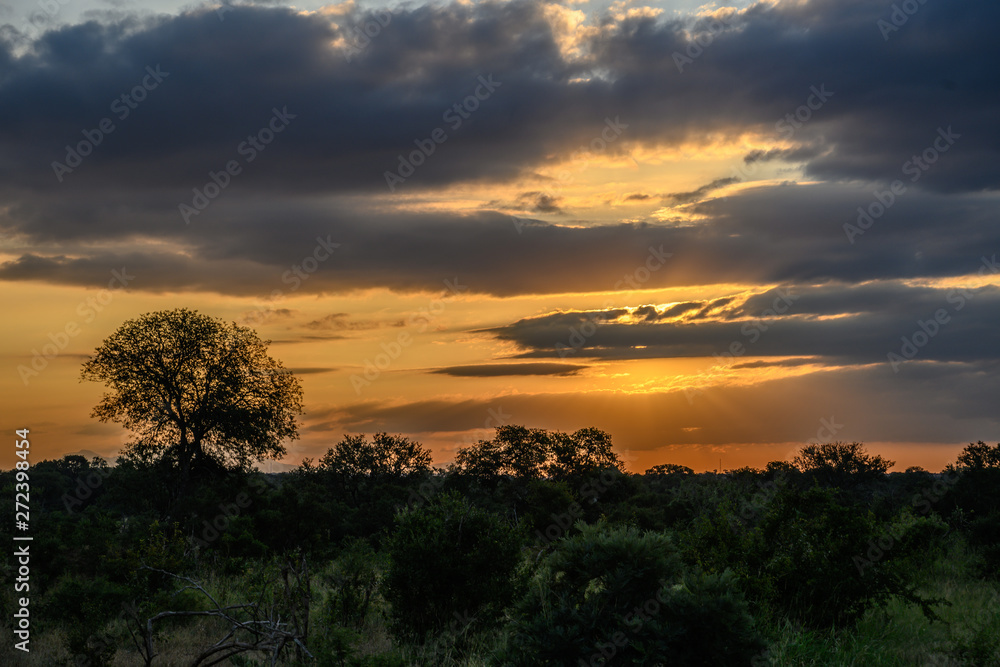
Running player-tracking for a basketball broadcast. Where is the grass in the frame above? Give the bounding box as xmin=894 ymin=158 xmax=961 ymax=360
xmin=758 ymin=538 xmax=1000 ymax=666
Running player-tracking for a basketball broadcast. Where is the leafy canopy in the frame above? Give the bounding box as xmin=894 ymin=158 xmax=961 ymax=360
xmin=957 ymin=441 xmax=1000 ymax=470
xmin=793 ymin=441 xmax=894 ymax=476
xmin=80 ymin=308 xmax=303 ymax=475
xmin=318 ymin=432 xmax=432 ymax=479
xmin=455 ymin=425 xmax=623 ymax=480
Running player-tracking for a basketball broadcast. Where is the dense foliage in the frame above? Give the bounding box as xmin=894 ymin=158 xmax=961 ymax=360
xmin=1 ymin=435 xmax=999 ymax=665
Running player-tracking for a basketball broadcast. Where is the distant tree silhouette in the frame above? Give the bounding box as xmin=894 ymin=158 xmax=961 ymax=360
xmin=765 ymin=460 xmax=798 ymax=476
xmin=80 ymin=308 xmax=303 ymax=501
xmin=951 ymin=441 xmax=1000 ymax=519
xmin=644 ymin=463 xmax=694 ymax=476
xmin=793 ymin=441 xmax=893 ymax=476
xmin=547 ymin=427 xmax=622 ymax=478
xmin=318 ymin=433 xmax=432 ymax=479
xmin=956 ymin=441 xmax=1000 ymax=470
xmin=455 ymin=425 xmax=623 ymax=480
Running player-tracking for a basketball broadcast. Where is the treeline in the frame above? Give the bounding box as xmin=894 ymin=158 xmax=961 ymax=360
xmin=2 ymin=428 xmax=999 ymax=665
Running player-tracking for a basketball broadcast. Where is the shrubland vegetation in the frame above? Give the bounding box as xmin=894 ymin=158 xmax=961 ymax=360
xmin=2 ymin=433 xmax=999 ymax=665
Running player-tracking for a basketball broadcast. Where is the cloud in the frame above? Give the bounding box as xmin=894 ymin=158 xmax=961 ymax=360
xmin=429 ymin=362 xmax=587 ymax=377
xmin=3 ymin=182 xmax=1000 ymax=298
xmin=0 ymin=0 xmax=997 ymax=300
xmin=304 ymin=313 xmax=405 ymax=331
xmin=663 ymin=177 xmax=739 ymax=205
xmin=515 ymin=191 xmax=565 ymax=214
xmin=489 ymin=281 xmax=1000 ymax=364
xmin=1 ymin=0 xmax=997 ymax=197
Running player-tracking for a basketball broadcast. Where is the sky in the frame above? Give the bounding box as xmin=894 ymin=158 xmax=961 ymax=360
xmin=1 ymin=0 xmax=998 ymax=473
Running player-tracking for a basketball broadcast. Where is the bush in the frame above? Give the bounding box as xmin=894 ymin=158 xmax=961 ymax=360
xmin=501 ymin=523 xmax=764 ymax=666
xmin=43 ymin=575 xmax=130 ymax=666
xmin=385 ymin=492 xmax=525 ymax=640
xmin=968 ymin=510 xmax=1000 ymax=579
xmin=322 ymin=537 xmax=384 ymax=628
xmin=755 ymin=486 xmax=945 ymax=627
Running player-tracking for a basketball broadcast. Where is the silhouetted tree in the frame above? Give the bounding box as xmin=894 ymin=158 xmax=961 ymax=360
xmin=456 ymin=425 xmax=550 ymax=479
xmin=644 ymin=463 xmax=694 ymax=477
xmin=455 ymin=425 xmax=623 ymax=480
xmin=957 ymin=441 xmax=1000 ymax=470
xmin=319 ymin=432 xmax=432 ymax=479
xmin=80 ymin=308 xmax=303 ymax=501
xmin=547 ymin=427 xmax=623 ymax=478
xmin=793 ymin=441 xmax=893 ymax=476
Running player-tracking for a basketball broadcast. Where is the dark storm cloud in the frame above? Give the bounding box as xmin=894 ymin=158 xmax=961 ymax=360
xmin=0 ymin=0 xmax=998 ymax=297
xmin=429 ymin=362 xmax=587 ymax=377
xmin=2 ymin=184 xmax=999 ymax=297
xmin=490 ymin=281 xmax=1000 ymax=364
xmin=0 ymin=0 xmax=997 ymax=195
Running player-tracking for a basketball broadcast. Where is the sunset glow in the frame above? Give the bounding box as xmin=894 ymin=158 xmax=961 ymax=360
xmin=2 ymin=0 xmax=998 ymax=473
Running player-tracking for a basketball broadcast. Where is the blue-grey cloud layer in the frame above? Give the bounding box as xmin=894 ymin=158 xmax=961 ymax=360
xmin=0 ymin=0 xmax=997 ymax=298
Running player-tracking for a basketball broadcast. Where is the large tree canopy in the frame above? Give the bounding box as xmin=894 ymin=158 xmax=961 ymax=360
xmin=81 ymin=308 xmax=303 ymax=488
xmin=455 ymin=425 xmax=623 ymax=480
xmin=318 ymin=432 xmax=432 ymax=479
xmin=792 ymin=441 xmax=894 ymax=477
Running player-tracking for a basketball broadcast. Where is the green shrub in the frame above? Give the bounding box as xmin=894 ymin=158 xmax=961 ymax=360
xmin=500 ymin=523 xmax=764 ymax=666
xmin=43 ymin=574 xmax=130 ymax=666
xmin=756 ymin=486 xmax=945 ymax=627
xmin=385 ymin=492 xmax=525 ymax=640
xmin=968 ymin=510 xmax=1000 ymax=579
